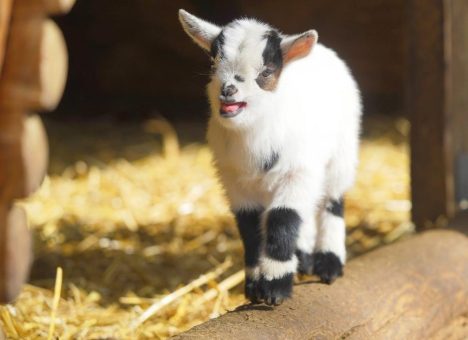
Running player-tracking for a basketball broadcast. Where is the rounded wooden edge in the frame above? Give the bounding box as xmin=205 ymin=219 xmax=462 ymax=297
xmin=0 ymin=18 xmax=68 ymax=112
xmin=39 ymin=19 xmax=68 ymax=111
xmin=21 ymin=114 xmax=49 ymax=195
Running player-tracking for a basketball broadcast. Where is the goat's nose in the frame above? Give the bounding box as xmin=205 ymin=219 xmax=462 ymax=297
xmin=221 ymin=84 xmax=238 ymax=98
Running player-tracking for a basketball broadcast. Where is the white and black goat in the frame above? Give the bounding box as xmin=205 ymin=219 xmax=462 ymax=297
xmin=179 ymin=9 xmax=362 ymax=305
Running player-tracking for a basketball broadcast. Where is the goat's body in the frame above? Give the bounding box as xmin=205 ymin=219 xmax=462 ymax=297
xmin=208 ymin=43 xmax=361 ymax=217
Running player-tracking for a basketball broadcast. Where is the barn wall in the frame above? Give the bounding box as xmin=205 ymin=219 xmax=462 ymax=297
xmin=54 ymin=0 xmax=406 ymax=120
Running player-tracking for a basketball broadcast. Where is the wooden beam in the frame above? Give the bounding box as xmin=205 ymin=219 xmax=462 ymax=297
xmin=175 ymin=230 xmax=468 ymax=339
xmin=407 ymin=0 xmax=455 ymax=229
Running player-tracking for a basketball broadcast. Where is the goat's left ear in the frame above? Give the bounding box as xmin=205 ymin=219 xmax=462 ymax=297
xmin=281 ymin=30 xmax=318 ymax=64
xmin=179 ymin=9 xmax=222 ymax=52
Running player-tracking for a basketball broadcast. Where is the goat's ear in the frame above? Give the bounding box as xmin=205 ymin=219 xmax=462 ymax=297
xmin=179 ymin=9 xmax=222 ymax=52
xmin=281 ymin=30 xmax=318 ymax=64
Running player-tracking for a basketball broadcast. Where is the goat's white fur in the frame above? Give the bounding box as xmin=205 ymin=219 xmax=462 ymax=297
xmin=179 ymin=10 xmax=361 ymax=284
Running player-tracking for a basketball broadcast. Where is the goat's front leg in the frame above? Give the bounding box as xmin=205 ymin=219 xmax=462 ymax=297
xmin=257 ymin=207 xmax=301 ymax=305
xmin=257 ymin=175 xmax=322 ymax=305
xmin=234 ymin=208 xmax=263 ymax=303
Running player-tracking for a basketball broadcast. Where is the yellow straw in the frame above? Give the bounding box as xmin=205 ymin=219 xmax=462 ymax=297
xmin=47 ymin=267 xmax=63 ymax=340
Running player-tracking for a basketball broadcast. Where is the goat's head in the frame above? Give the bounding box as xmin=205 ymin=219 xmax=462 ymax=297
xmin=179 ymin=9 xmax=318 ymax=129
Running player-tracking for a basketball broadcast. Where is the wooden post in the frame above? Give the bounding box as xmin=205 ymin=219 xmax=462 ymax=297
xmin=175 ymin=230 xmax=468 ymax=339
xmin=406 ymin=0 xmax=468 ymax=229
xmin=448 ymin=0 xmax=468 ymax=206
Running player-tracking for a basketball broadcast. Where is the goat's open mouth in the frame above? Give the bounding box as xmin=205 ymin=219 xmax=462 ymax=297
xmin=219 ymin=102 xmax=247 ymax=118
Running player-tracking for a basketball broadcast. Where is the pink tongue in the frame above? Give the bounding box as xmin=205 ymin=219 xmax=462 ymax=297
xmin=222 ymin=103 xmax=241 ymax=113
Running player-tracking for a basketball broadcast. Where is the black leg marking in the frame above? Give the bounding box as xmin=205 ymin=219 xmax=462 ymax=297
xmin=265 ymin=207 xmax=301 ymax=261
xmin=234 ymin=209 xmax=263 ymax=268
xmin=258 ymin=273 xmax=293 ymax=306
xmin=313 ymin=251 xmax=343 ymax=284
xmin=296 ymin=250 xmax=314 ymax=275
xmin=235 ymin=209 xmax=263 ymax=303
xmin=326 ymin=198 xmax=344 ymax=217
xmin=245 ymin=276 xmax=261 ymax=304
xmin=262 ymin=151 xmax=280 ymax=172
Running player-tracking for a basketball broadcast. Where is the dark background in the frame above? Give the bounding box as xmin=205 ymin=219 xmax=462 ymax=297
xmin=53 ymin=0 xmax=406 ymax=121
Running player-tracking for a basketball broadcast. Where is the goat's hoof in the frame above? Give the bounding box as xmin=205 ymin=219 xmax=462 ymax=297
xmin=313 ymin=251 xmax=343 ymax=284
xmin=296 ymin=250 xmax=314 ymax=275
xmin=245 ymin=277 xmax=262 ymax=304
xmin=258 ymin=274 xmax=293 ymax=306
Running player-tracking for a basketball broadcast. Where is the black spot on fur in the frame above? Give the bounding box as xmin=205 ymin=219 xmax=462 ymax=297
xmin=210 ymin=31 xmax=225 ymax=58
xmin=258 ymin=273 xmax=294 ymax=305
xmin=234 ymin=209 xmax=263 ymax=268
xmin=262 ymin=30 xmax=283 ymax=70
xmin=327 ymin=198 xmax=344 ymax=217
xmin=265 ymin=207 xmax=301 ymax=261
xmin=296 ymin=250 xmax=314 ymax=275
xmin=262 ymin=151 xmax=279 ymax=172
xmin=313 ymin=251 xmax=343 ymax=284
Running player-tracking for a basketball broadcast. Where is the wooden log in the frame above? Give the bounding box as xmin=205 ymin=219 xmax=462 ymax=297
xmin=0 ymin=18 xmax=68 ymax=111
xmin=14 ymin=0 xmax=76 ymax=16
xmin=0 ymin=0 xmax=13 ymax=74
xmin=0 ymin=204 xmax=32 ymax=303
xmin=175 ymin=230 xmax=468 ymax=340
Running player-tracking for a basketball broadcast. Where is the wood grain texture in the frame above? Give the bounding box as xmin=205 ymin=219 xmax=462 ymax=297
xmin=0 ymin=0 xmax=12 ymax=75
xmin=175 ymin=230 xmax=468 ymax=340
xmin=407 ymin=0 xmax=455 ymax=229
xmin=0 ymin=17 xmax=68 ymax=111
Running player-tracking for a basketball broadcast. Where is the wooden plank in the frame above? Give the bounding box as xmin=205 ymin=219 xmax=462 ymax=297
xmin=407 ymin=0 xmax=455 ymax=229
xmin=0 ymin=0 xmax=13 ymax=74
xmin=175 ymin=230 xmax=468 ymax=339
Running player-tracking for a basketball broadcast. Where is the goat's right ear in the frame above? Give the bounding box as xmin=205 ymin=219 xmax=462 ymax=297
xmin=179 ymin=9 xmax=222 ymax=52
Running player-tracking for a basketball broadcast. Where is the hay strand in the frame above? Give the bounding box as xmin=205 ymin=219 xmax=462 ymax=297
xmin=131 ymin=258 xmax=233 ymax=329
xmin=47 ymin=267 xmax=63 ymax=340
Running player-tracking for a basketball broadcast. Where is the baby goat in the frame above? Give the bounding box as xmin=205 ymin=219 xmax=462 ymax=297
xmin=179 ymin=9 xmax=362 ymax=305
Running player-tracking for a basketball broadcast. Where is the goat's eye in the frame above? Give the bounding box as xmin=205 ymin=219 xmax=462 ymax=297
xmin=261 ymin=68 xmax=274 ymax=78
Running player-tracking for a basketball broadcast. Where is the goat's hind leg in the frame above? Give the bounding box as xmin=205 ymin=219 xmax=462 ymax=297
xmin=313 ymin=198 xmax=346 ymax=283
xmin=296 ymin=217 xmax=317 ymax=276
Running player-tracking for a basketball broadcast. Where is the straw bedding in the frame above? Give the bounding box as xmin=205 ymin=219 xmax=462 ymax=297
xmin=0 ymin=115 xmax=411 ymax=339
